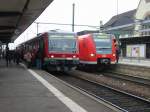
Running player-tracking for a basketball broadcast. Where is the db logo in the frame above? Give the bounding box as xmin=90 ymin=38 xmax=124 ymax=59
xmin=102 ymin=55 xmax=106 ymax=57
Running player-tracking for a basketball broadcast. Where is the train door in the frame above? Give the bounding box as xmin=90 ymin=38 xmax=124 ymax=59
xmin=79 ymin=37 xmax=89 ymax=60
xmin=38 ymin=37 xmax=45 ymax=59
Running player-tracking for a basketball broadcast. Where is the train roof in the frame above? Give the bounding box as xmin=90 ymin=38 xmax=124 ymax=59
xmin=48 ymin=30 xmax=76 ymax=35
xmin=77 ymin=30 xmax=99 ymax=36
xmin=77 ymin=30 xmax=113 ymax=36
xmin=17 ymin=30 xmax=76 ymax=46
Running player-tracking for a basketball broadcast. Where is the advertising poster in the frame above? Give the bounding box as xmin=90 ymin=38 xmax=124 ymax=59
xmin=126 ymin=44 xmax=146 ymax=58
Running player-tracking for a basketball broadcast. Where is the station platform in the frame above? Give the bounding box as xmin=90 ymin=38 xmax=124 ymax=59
xmin=0 ymin=59 xmax=119 ymax=112
xmin=118 ymin=57 xmax=150 ymax=67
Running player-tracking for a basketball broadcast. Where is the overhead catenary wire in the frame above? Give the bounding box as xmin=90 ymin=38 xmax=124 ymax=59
xmin=34 ymin=22 xmax=99 ymax=28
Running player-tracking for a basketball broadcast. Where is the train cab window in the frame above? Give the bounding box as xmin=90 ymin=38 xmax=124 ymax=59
xmin=93 ymin=33 xmax=112 ymax=54
xmin=48 ymin=33 xmax=77 ymax=53
xmin=145 ymin=0 xmax=150 ymax=3
xmin=94 ymin=39 xmax=112 ymax=48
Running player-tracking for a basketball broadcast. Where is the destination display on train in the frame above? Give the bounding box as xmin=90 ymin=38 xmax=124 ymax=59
xmin=49 ymin=34 xmax=75 ymax=39
xmin=93 ymin=34 xmax=111 ymax=39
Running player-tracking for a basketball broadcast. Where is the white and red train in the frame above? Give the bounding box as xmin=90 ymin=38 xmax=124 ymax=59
xmin=18 ymin=30 xmax=117 ymax=71
xmin=18 ymin=30 xmax=79 ymax=71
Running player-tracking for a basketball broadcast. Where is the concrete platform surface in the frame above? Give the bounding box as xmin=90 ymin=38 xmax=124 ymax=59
xmin=0 ymin=59 xmax=120 ymax=112
xmin=119 ymin=57 xmax=150 ymax=67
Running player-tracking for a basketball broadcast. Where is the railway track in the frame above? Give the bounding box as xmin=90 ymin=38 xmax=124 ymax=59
xmin=50 ymin=72 xmax=150 ymax=112
xmin=100 ymin=71 xmax=150 ymax=86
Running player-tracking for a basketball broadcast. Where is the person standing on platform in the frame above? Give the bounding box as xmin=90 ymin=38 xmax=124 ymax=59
xmin=14 ymin=48 xmax=20 ymax=65
xmin=24 ymin=51 xmax=32 ymax=68
xmin=116 ymin=46 xmax=120 ymax=63
xmin=31 ymin=49 xmax=36 ymax=66
xmin=5 ymin=46 xmax=10 ymax=66
xmin=35 ymin=49 xmax=42 ymax=69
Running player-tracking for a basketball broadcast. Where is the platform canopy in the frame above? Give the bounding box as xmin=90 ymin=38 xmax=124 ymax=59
xmin=0 ymin=0 xmax=53 ymax=43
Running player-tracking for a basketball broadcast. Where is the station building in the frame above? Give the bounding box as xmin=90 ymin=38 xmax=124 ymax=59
xmin=103 ymin=0 xmax=150 ymax=59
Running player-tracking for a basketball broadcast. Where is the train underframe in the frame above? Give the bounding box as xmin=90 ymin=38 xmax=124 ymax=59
xmin=78 ymin=58 xmax=115 ymax=72
xmin=43 ymin=59 xmax=79 ymax=71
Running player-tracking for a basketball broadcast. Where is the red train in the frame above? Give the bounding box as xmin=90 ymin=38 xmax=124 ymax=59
xmin=18 ymin=30 xmax=79 ymax=71
xmin=77 ymin=31 xmax=117 ymax=69
xmin=18 ymin=30 xmax=117 ymax=71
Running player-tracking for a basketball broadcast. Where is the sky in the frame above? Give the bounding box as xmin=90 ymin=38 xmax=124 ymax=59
xmin=13 ymin=0 xmax=140 ymax=47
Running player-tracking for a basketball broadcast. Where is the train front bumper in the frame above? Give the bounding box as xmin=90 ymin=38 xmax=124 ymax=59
xmin=44 ymin=58 xmax=79 ymax=65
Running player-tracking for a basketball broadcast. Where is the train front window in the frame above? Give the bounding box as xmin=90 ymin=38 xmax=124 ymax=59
xmin=93 ymin=34 xmax=112 ymax=54
xmin=48 ymin=34 xmax=77 ymax=53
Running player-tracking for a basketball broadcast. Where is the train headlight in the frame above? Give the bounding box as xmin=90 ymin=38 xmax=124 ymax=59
xmin=113 ymin=54 xmax=116 ymax=57
xmin=73 ymin=55 xmax=76 ymax=58
xmin=90 ymin=53 xmax=95 ymax=57
xmin=51 ymin=55 xmax=54 ymax=58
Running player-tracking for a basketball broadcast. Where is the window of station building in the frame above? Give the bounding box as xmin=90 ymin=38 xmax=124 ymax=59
xmin=147 ymin=31 xmax=150 ymax=36
xmin=142 ymin=24 xmax=150 ymax=30
xmin=142 ymin=25 xmax=145 ymax=29
xmin=142 ymin=32 xmax=145 ymax=36
xmin=145 ymin=15 xmax=150 ymax=20
xmin=146 ymin=25 xmax=149 ymax=29
xmin=144 ymin=31 xmax=149 ymax=36
xmin=145 ymin=0 xmax=150 ymax=3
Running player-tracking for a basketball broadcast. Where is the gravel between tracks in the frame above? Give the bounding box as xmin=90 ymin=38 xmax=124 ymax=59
xmin=68 ymin=70 xmax=150 ymax=101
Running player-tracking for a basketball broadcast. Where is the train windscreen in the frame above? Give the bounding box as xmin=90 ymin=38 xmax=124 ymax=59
xmin=93 ymin=34 xmax=112 ymax=54
xmin=48 ymin=34 xmax=77 ymax=53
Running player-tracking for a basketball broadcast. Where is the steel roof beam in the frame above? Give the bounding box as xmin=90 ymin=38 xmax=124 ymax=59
xmin=0 ymin=39 xmax=11 ymax=43
xmin=0 ymin=26 xmax=16 ymax=30
xmin=0 ymin=11 xmax=21 ymax=17
xmin=0 ymin=36 xmax=11 ymax=39
xmin=15 ymin=0 xmax=30 ymax=28
xmin=0 ymin=32 xmax=13 ymax=35
xmin=0 ymin=34 xmax=12 ymax=37
xmin=0 ymin=36 xmax=11 ymax=41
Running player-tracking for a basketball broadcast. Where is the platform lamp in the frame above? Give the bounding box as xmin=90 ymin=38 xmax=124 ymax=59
xmin=72 ymin=3 xmax=75 ymax=32
xmin=36 ymin=22 xmax=39 ymax=36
